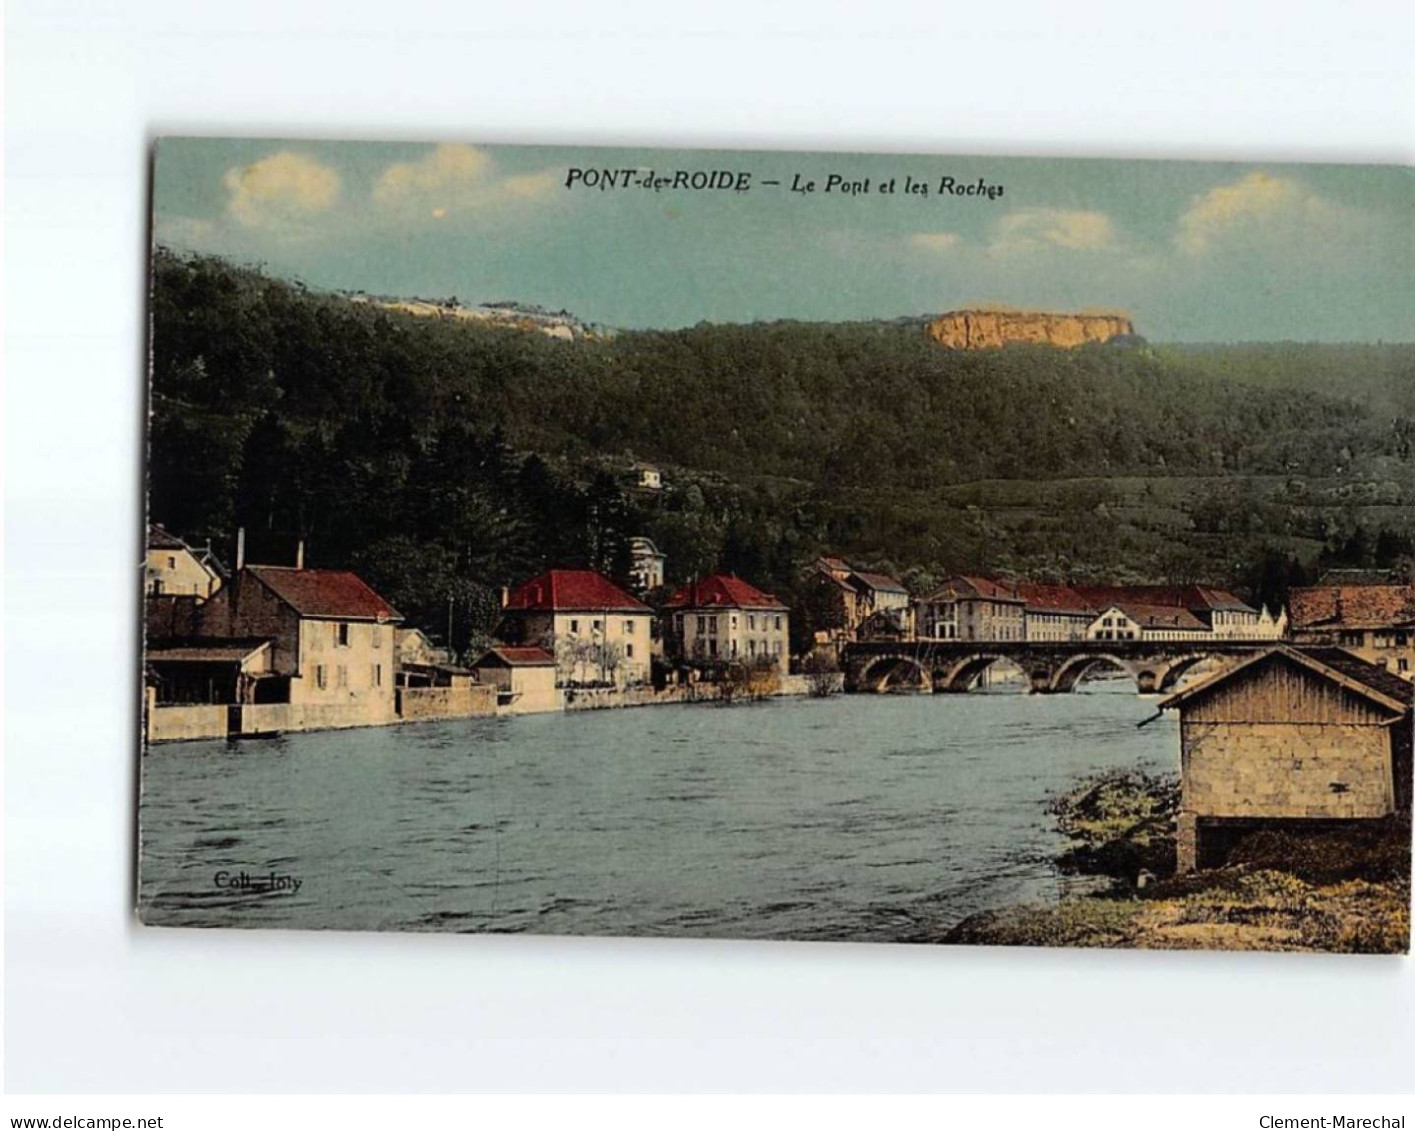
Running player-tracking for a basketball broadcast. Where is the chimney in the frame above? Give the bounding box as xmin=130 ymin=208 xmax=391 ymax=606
xmin=235 ymin=527 xmax=246 ymax=571
xmin=295 ymin=539 xmax=305 ymax=570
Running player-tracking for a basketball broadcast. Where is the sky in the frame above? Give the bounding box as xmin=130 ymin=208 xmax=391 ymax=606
xmin=153 ymin=138 xmax=1414 ymax=340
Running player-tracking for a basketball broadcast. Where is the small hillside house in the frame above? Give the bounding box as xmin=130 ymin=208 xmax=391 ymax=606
xmin=1160 ymin=646 xmax=1412 ymax=871
xmin=628 ymin=536 xmax=668 ymax=592
xmin=196 ymin=564 xmax=402 ymax=724
xmin=497 ymin=569 xmax=653 ymax=686
xmin=662 ymin=574 xmax=790 ymax=667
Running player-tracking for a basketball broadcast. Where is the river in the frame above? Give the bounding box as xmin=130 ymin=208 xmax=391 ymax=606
xmin=138 ymin=684 xmax=1176 ymax=941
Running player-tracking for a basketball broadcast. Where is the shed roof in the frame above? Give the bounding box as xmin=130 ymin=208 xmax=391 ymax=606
xmin=146 ymin=637 xmax=273 ymax=664
xmin=246 ymin=566 xmax=402 ymax=622
xmin=474 ymin=645 xmax=557 ymax=668
xmin=1160 ymin=646 xmax=1413 ymax=716
xmin=502 ymin=569 xmax=649 ymax=613
xmin=663 ymin=574 xmax=786 ymax=610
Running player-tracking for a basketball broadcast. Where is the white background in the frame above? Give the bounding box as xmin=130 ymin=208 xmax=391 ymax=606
xmin=5 ymin=0 xmax=1415 ymax=1095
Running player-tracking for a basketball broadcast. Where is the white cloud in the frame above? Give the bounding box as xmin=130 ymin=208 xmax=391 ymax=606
xmin=1175 ymin=171 xmax=1351 ymax=257
xmin=223 ymin=152 xmax=341 ymax=231
xmin=372 ymin=144 xmax=557 ymax=217
xmin=989 ymin=208 xmax=1118 ymax=255
xmin=908 ymin=231 xmax=964 ymax=253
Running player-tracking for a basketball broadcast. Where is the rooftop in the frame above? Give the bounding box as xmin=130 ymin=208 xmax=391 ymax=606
xmin=1161 ymin=646 xmax=1413 ymax=715
xmin=663 ymin=574 xmax=786 ymax=610
xmin=246 ymin=565 xmax=402 ymax=622
xmin=475 ymin=645 xmax=557 ymax=668
xmin=1289 ymin=584 xmax=1415 ymax=629
xmin=502 ymin=569 xmax=650 ymax=613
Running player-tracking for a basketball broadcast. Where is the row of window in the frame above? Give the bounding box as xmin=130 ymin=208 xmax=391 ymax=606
xmin=312 ymin=663 xmax=384 ymax=690
xmin=311 ymin=622 xmax=382 ymax=649
xmin=566 ymin=618 xmax=636 ymax=635
xmin=696 ymin=639 xmax=785 ymax=658
xmin=678 ymin=613 xmax=786 ymax=634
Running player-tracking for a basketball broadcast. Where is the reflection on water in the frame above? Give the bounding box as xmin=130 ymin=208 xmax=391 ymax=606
xmin=138 ymin=684 xmax=1176 ymax=941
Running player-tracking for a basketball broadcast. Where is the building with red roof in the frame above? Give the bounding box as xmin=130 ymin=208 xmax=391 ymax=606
xmin=496 ymin=569 xmax=653 ymax=686
xmin=918 ymin=576 xmax=1026 ymax=641
xmin=1289 ymin=583 xmax=1415 ymax=680
xmin=195 ymin=564 xmax=403 ymax=721
xmin=472 ymin=646 xmax=562 ymax=714
xmin=662 ymin=574 xmax=790 ymax=667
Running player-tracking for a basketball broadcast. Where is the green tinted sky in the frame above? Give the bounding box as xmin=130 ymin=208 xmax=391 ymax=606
xmin=154 ymin=138 xmax=1414 ymax=340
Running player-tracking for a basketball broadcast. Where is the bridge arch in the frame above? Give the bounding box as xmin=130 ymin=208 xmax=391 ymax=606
xmin=858 ymin=654 xmax=931 ymax=693
xmin=1155 ymin=652 xmax=1223 ymax=692
xmin=936 ymin=653 xmax=1030 ymax=693
xmin=1047 ymin=653 xmax=1143 ymax=694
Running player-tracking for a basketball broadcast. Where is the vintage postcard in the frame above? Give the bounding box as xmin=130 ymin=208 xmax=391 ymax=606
xmin=139 ymin=139 xmax=1413 ymax=952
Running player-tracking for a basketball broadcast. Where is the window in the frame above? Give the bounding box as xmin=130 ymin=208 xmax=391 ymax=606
xmin=626 ymin=643 xmax=634 ymax=658
xmin=570 ymin=618 xmax=580 ymax=634
xmin=748 ymin=614 xmax=757 ymax=630
xmin=337 ymin=665 xmax=348 ymax=688
xmin=315 ymin=664 xmax=327 ymax=690
xmin=336 ymin=623 xmax=350 ymax=647
xmin=696 ymin=616 xmax=706 ymax=633
xmin=1397 ymin=633 xmax=1409 ymax=647
xmin=152 ymin=579 xmax=164 ymax=595
xmin=373 ymin=663 xmax=382 ymax=687
xmin=773 ymin=640 xmax=783 ymax=655
xmin=167 ymin=555 xmax=176 ymax=569
xmin=708 ymin=639 xmax=718 ymax=657
xmin=592 ymin=619 xmax=602 ymax=632
xmin=731 ymin=616 xmax=738 ymax=630
xmin=1399 ymin=658 xmax=1409 ymax=673
xmin=624 ymin=620 xmax=635 ymax=634
xmin=730 ymin=640 xmax=738 ymax=658
xmin=748 ymin=640 xmax=757 ymax=656
xmin=372 ymin=628 xmax=381 ymax=649
xmin=774 ymin=615 xmax=782 ymax=631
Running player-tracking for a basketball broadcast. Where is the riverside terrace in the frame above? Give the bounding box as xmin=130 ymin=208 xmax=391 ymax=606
xmin=842 ymin=638 xmax=1286 ymax=694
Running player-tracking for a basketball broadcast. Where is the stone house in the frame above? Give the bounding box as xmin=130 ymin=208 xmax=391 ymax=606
xmin=195 ymin=564 xmax=402 ymax=725
xmin=662 ymin=574 xmax=790 ymax=668
xmin=917 ymin=576 xmax=1025 ymax=641
xmin=497 ymin=569 xmax=653 ymax=687
xmin=847 ymin=570 xmax=912 ymax=636
xmin=1289 ymin=584 xmax=1415 ymax=680
xmin=472 ymin=646 xmax=561 ymax=714
xmin=1159 ymin=646 xmax=1412 ymax=871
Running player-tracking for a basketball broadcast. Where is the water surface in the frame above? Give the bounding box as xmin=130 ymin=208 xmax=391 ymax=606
xmin=139 ymin=685 xmax=1175 ymax=940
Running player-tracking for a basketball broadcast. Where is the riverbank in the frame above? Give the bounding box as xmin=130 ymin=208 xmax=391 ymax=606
xmin=931 ymin=772 xmax=1411 ymax=953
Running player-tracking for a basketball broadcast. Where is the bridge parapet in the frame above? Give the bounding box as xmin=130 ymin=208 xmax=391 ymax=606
xmin=843 ymin=639 xmax=1274 ymax=695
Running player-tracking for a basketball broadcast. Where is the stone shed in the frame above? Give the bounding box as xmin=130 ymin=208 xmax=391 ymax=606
xmin=1159 ymin=646 xmax=1412 ymax=871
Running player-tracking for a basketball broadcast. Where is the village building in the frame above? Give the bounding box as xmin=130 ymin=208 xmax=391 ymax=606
xmin=1085 ymin=602 xmax=1210 ymax=642
xmin=917 ymin=576 xmax=1025 ymax=641
xmin=1010 ymin=582 xmax=1095 ymax=642
xmin=194 ymin=564 xmax=403 ymax=726
xmin=632 ymin=462 xmax=663 ymax=491
xmin=1159 ymin=646 xmax=1412 ymax=871
xmin=1288 ymin=584 xmax=1415 ymax=680
xmin=847 ymin=570 xmax=913 ymax=637
xmin=472 ymin=646 xmax=561 ymax=714
xmin=1074 ymin=585 xmax=1273 ymax=639
xmin=662 ymin=574 xmax=790 ymax=667
xmin=496 ymin=569 xmax=653 ymax=687
xmin=145 ymin=638 xmax=276 ymax=706
xmin=146 ymin=523 xmax=224 ymax=599
xmin=628 ymin=536 xmax=667 ymax=592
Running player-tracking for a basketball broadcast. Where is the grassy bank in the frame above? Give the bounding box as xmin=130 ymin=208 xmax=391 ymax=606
xmin=934 ymin=773 xmax=1411 ymax=954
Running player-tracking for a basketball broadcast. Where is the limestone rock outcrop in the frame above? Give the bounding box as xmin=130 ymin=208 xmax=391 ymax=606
xmin=926 ymin=309 xmax=1134 ymax=350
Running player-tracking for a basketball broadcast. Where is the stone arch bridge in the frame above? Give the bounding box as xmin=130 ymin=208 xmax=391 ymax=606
xmin=842 ymin=640 xmax=1276 ymax=695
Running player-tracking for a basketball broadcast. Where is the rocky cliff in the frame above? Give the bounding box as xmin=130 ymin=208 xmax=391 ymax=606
xmin=926 ymin=309 xmax=1135 ymax=350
